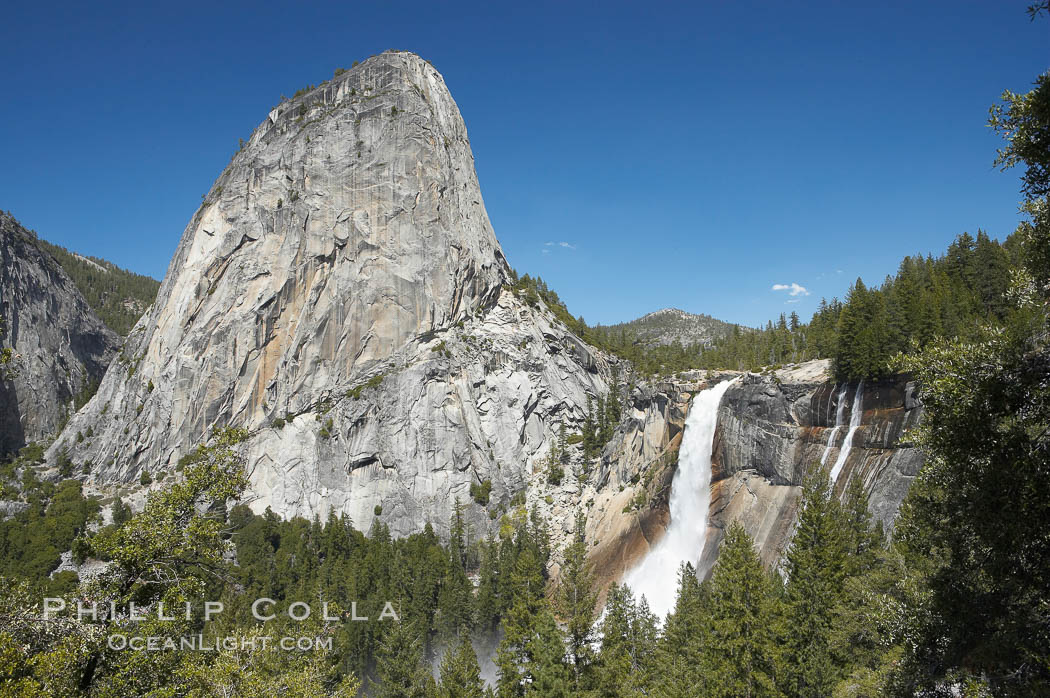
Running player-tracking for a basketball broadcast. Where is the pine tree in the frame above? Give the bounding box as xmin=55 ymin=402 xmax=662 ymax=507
xmin=597 ymin=583 xmax=635 ymax=698
xmin=605 ymin=367 xmax=622 ymax=433
xmin=583 ymin=395 xmax=597 ymax=459
xmin=702 ymin=523 xmax=780 ymax=697
xmin=840 ymin=476 xmax=883 ymax=576
xmin=475 ymin=536 xmax=502 ymax=632
xmin=437 ymin=503 xmax=476 ymax=642
xmin=595 ymin=396 xmax=608 ymax=447
xmin=780 ymin=466 xmax=849 ymax=697
xmin=373 ymin=618 xmax=429 ymax=698
xmin=496 ymin=548 xmax=569 ymax=697
xmin=654 ymin=563 xmax=709 ymax=698
xmin=111 ymin=497 xmax=132 ymax=527
xmin=597 ymin=584 xmax=658 ymax=697
xmin=556 ymin=512 xmax=597 ymax=690
xmin=438 ymin=635 xmax=486 ymax=698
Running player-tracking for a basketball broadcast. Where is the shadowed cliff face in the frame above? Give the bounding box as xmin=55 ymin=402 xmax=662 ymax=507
xmin=0 ymin=212 xmax=118 ymax=455
xmin=703 ymin=360 xmax=923 ymax=571
xmin=47 ymin=52 xmax=617 ymax=540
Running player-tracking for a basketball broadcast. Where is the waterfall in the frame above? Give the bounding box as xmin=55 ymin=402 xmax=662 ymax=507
xmin=622 ymin=378 xmax=736 ymax=621
xmin=829 ymin=380 xmax=865 ymax=483
xmin=819 ymin=384 xmax=849 ymax=466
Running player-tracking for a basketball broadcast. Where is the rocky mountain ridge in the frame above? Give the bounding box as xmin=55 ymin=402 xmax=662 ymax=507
xmin=601 ymin=307 xmax=735 ymax=347
xmin=36 ymin=239 xmax=160 ymax=336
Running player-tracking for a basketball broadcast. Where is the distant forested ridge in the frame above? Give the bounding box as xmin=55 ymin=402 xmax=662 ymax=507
xmin=698 ymin=229 xmax=1016 ymax=380
xmin=509 ymin=228 xmax=1016 ymax=379
xmin=34 ymin=235 xmax=160 ymax=336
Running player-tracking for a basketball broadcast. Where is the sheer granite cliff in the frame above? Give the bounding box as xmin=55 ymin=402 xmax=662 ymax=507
xmin=0 ymin=212 xmax=119 ymax=455
xmin=703 ymin=361 xmax=923 ymax=571
xmin=591 ymin=360 xmax=924 ymax=584
xmin=47 ymin=52 xmax=613 ymax=537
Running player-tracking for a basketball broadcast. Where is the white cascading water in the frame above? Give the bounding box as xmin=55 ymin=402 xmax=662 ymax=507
xmin=819 ymin=384 xmax=849 ymax=466
xmin=622 ymin=378 xmax=737 ymax=621
xmin=829 ymin=380 xmax=865 ymax=483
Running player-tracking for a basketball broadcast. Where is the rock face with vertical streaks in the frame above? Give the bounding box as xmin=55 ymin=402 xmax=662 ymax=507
xmin=703 ymin=360 xmax=923 ymax=568
xmin=47 ymin=51 xmax=614 ymax=538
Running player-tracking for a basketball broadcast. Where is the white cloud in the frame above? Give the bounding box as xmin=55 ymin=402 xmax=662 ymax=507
xmin=544 ymin=241 xmax=576 ymax=250
xmin=771 ymin=282 xmax=810 ymax=297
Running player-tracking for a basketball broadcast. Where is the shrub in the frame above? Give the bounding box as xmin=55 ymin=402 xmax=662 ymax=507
xmin=432 ymin=341 xmax=452 ymax=358
xmin=347 ymin=373 xmax=385 ymax=399
xmin=175 ymin=452 xmax=195 ymax=471
xmin=139 ymin=470 xmax=153 ymax=486
xmin=374 ymin=504 xmax=382 ymax=516
xmin=19 ymin=443 xmax=45 ymax=463
xmin=319 ymin=417 xmax=334 ymax=439
xmin=57 ymin=450 xmax=74 ymax=478
xmin=71 ymin=536 xmax=92 ymax=565
xmin=622 ymin=489 xmax=648 ymax=514
xmin=547 ymin=464 xmax=564 ymax=486
xmin=470 ymin=479 xmax=492 ymax=505
xmin=112 ymin=497 xmax=132 ymax=527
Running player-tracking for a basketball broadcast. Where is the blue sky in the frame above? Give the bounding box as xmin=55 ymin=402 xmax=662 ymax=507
xmin=1 ymin=1 xmax=1045 ymax=327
